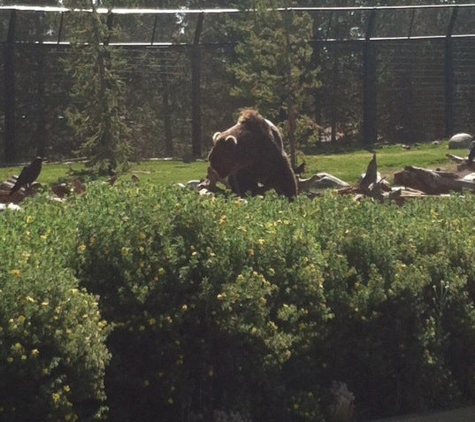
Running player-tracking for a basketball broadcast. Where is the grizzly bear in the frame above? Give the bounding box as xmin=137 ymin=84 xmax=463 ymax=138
xmin=208 ymin=109 xmax=298 ymax=199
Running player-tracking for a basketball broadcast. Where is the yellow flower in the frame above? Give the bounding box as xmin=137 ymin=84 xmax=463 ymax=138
xmin=121 ymin=247 xmax=130 ymax=256
xmin=26 ymin=215 xmax=34 ymax=224
xmin=78 ymin=244 xmax=86 ymax=253
xmin=11 ymin=269 xmax=20 ymax=278
xmin=31 ymin=349 xmax=40 ymax=357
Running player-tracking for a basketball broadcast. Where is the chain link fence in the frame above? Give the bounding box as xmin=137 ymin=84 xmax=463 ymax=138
xmin=1 ymin=6 xmax=475 ymax=162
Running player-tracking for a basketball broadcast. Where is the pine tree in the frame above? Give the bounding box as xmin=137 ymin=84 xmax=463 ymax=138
xmin=229 ymin=0 xmax=320 ymax=167
xmin=63 ymin=0 xmax=132 ymax=170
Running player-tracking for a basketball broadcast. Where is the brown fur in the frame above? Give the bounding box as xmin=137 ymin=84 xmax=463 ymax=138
xmin=208 ymin=110 xmax=298 ymax=199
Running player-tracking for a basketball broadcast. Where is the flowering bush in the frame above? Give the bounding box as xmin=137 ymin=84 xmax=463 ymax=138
xmin=70 ymin=183 xmax=475 ymax=421
xmin=4 ymin=184 xmax=475 ymax=422
xmin=0 ymin=196 xmax=110 ymax=422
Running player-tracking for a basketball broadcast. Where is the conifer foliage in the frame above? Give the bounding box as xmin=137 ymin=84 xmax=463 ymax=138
xmin=229 ymin=0 xmax=320 ymax=167
xmin=63 ymin=0 xmax=133 ymax=171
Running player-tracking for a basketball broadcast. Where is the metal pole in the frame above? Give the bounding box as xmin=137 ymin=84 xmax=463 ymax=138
xmin=57 ymin=12 xmax=64 ymax=44
xmin=151 ymin=15 xmax=158 ymax=45
xmin=191 ymin=13 xmax=204 ymax=158
xmin=331 ymin=46 xmax=339 ymax=143
xmin=4 ymin=10 xmax=16 ymax=162
xmin=445 ymin=6 xmax=458 ymax=137
xmin=35 ymin=12 xmax=46 ymax=158
xmin=363 ymin=9 xmax=377 ymax=148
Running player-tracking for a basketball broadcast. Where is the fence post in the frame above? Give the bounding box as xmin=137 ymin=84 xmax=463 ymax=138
xmin=35 ymin=12 xmax=46 ymax=158
xmin=191 ymin=13 xmax=204 ymax=158
xmin=331 ymin=44 xmax=339 ymax=143
xmin=4 ymin=10 xmax=16 ymax=162
xmin=445 ymin=6 xmax=458 ymax=137
xmin=363 ymin=9 xmax=377 ymax=148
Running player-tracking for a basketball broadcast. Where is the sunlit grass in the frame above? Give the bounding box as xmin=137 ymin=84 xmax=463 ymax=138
xmin=300 ymin=142 xmax=465 ymax=183
xmin=0 ymin=141 xmax=468 ymax=189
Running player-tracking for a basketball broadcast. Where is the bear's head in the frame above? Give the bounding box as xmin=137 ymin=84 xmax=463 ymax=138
xmin=208 ymin=133 xmax=242 ymax=178
xmin=208 ymin=109 xmax=281 ymax=178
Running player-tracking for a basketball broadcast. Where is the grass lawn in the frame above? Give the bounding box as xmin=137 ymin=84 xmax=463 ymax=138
xmin=0 ymin=142 xmax=468 ymax=189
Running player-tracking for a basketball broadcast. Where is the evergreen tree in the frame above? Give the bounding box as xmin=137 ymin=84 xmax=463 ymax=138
xmin=63 ymin=0 xmax=132 ymax=170
xmin=229 ymin=0 xmax=320 ymax=167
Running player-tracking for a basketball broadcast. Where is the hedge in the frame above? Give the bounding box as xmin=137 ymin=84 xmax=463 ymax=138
xmin=0 ymin=196 xmax=110 ymax=422
xmin=2 ymin=183 xmax=475 ymax=422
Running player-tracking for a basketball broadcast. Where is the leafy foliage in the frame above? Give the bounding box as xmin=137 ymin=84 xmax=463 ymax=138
xmin=68 ymin=183 xmax=475 ymax=421
xmin=0 ymin=196 xmax=110 ymax=422
xmin=3 ymin=182 xmax=475 ymax=421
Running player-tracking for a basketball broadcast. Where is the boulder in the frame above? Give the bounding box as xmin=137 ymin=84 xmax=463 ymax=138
xmin=448 ymin=133 xmax=473 ymax=149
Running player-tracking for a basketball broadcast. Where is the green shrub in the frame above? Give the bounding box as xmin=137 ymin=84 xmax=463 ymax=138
xmin=69 ymin=184 xmax=475 ymax=421
xmin=0 ymin=197 xmax=110 ymax=422
xmin=3 ymin=185 xmax=475 ymax=422
xmin=71 ymin=185 xmax=331 ymax=421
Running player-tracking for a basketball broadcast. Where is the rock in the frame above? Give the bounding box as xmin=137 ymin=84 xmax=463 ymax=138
xmin=0 ymin=203 xmax=22 ymax=212
xmin=448 ymin=133 xmax=474 ymax=149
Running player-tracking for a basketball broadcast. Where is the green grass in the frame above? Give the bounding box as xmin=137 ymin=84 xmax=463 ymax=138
xmin=302 ymin=142 xmax=465 ymax=183
xmin=0 ymin=142 xmax=467 ymax=189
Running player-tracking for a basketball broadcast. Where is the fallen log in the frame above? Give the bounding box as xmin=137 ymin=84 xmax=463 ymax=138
xmin=394 ymin=166 xmax=475 ymax=194
xmin=446 ymin=153 xmax=475 ymax=172
xmin=446 ymin=153 xmax=466 ymax=163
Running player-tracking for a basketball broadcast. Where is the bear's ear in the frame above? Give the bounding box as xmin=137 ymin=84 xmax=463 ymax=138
xmin=225 ymin=135 xmax=238 ymax=145
xmin=212 ymin=132 xmax=221 ymax=143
